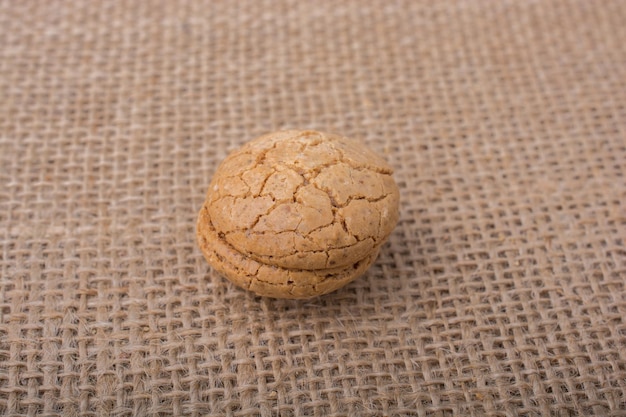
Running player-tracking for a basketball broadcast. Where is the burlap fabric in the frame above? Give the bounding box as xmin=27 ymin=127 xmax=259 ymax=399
xmin=1 ymin=1 xmax=625 ymax=416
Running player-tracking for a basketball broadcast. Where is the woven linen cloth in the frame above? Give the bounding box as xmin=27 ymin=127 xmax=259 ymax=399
xmin=1 ymin=1 xmax=625 ymax=416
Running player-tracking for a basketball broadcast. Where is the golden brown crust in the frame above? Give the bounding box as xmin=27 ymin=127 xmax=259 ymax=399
xmin=196 ymin=206 xmax=379 ymax=299
xmin=197 ymin=130 xmax=399 ymax=298
xmin=206 ymin=130 xmax=399 ymax=270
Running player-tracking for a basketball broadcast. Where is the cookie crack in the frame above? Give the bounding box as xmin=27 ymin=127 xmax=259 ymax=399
xmin=227 ymin=233 xmax=374 ymax=261
xmin=255 ymin=140 xmax=281 ymax=166
xmin=247 ymin=199 xmax=279 ymax=230
xmin=334 ymin=144 xmax=394 ymax=175
xmin=208 ymin=215 xmax=366 ymax=289
xmin=313 ymin=181 xmax=393 ymax=209
xmin=341 ymin=193 xmax=393 ymax=207
xmin=242 ymin=167 xmax=275 ymax=198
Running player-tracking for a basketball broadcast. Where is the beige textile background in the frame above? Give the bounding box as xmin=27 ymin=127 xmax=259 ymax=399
xmin=1 ymin=1 xmax=625 ymax=416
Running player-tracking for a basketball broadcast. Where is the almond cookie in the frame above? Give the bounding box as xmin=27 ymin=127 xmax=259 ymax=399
xmin=197 ymin=206 xmax=380 ymax=298
xmin=197 ymin=130 xmax=400 ymax=299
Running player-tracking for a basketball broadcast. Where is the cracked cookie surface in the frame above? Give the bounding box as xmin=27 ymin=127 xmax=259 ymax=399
xmin=206 ymin=130 xmax=400 ymax=270
xmin=197 ymin=130 xmax=400 ymax=298
xmin=197 ymin=206 xmax=380 ymax=298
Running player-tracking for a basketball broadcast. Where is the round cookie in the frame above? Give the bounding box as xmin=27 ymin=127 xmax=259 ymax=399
xmin=197 ymin=130 xmax=400 ymax=299
xmin=197 ymin=205 xmax=380 ymax=299
xmin=206 ymin=130 xmax=400 ymax=270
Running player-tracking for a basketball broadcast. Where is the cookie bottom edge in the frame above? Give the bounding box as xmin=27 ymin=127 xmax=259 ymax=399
xmin=196 ymin=205 xmax=380 ymax=299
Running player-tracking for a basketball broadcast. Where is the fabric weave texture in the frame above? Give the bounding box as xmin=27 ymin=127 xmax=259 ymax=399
xmin=1 ymin=1 xmax=625 ymax=416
